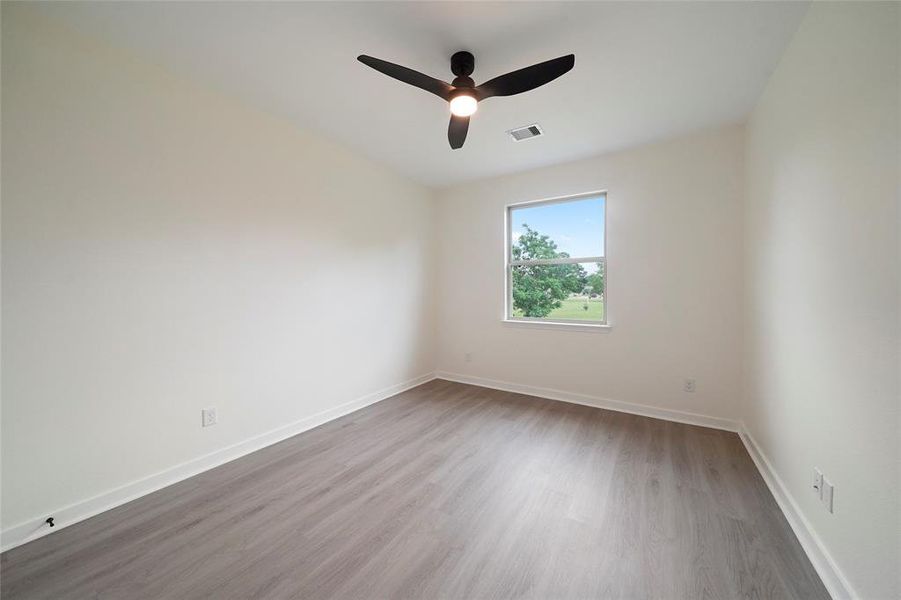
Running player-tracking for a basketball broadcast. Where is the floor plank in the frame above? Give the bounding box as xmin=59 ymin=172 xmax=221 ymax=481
xmin=0 ymin=379 xmax=829 ymax=599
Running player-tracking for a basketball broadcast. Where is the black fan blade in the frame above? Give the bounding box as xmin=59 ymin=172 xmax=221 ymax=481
xmin=474 ymin=54 xmax=575 ymax=100
xmin=357 ymin=55 xmax=453 ymax=100
xmin=448 ymin=115 xmax=470 ymax=149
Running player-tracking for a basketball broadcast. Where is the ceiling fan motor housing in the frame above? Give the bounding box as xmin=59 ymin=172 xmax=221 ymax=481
xmin=451 ymin=76 xmax=475 ymax=91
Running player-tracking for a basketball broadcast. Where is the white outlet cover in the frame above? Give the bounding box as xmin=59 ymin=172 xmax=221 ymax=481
xmin=813 ymin=468 xmax=823 ymax=497
xmin=202 ymin=408 xmax=218 ymax=427
xmin=683 ymin=378 xmax=696 ymax=393
xmin=822 ymin=478 xmax=834 ymax=513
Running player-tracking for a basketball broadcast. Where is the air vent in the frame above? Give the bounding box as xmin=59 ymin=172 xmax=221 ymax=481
xmin=507 ymin=124 xmax=543 ymax=142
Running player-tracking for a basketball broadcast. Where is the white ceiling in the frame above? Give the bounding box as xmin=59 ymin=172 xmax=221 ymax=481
xmin=35 ymin=1 xmax=808 ymax=187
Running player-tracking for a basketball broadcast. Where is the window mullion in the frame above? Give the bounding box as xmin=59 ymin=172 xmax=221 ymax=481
xmin=510 ymin=256 xmax=602 ymax=267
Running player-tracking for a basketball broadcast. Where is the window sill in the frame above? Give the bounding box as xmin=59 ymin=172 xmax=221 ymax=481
xmin=502 ymin=319 xmax=612 ymax=333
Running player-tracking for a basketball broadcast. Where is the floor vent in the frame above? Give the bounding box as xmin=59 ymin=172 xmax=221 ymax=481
xmin=507 ymin=123 xmax=543 ymax=142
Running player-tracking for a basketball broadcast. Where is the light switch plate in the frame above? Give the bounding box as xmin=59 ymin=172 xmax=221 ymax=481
xmin=822 ymin=478 xmax=834 ymax=513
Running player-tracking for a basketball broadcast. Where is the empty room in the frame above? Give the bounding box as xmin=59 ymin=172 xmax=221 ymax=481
xmin=1 ymin=1 xmax=898 ymax=599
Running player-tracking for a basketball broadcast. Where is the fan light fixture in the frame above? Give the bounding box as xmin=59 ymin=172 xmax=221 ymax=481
xmin=357 ymin=51 xmax=575 ymax=149
xmin=449 ymin=95 xmax=478 ymax=117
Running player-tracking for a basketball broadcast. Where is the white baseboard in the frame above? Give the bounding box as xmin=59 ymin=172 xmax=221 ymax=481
xmin=738 ymin=425 xmax=855 ymax=600
xmin=0 ymin=372 xmax=436 ymax=553
xmin=434 ymin=371 xmax=740 ymax=432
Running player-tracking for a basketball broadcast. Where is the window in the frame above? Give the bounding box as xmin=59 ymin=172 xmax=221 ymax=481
xmin=505 ymin=192 xmax=606 ymax=326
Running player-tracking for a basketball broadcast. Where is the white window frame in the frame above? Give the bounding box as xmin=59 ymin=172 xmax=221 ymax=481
xmin=504 ymin=191 xmax=610 ymax=331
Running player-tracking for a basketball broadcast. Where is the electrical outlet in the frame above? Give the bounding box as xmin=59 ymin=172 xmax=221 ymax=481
xmin=813 ymin=468 xmax=823 ymax=498
xmin=201 ymin=408 xmax=217 ymax=427
xmin=822 ymin=478 xmax=834 ymax=513
xmin=683 ymin=378 xmax=696 ymax=393
xmin=464 ymin=352 xmax=473 ymax=363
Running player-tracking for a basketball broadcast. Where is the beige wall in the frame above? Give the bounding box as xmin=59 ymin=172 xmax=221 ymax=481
xmin=435 ymin=125 xmax=745 ymax=424
xmin=1 ymin=6 xmax=436 ymax=531
xmin=744 ymin=2 xmax=900 ymax=598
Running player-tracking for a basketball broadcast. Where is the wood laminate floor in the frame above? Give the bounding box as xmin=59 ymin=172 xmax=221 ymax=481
xmin=1 ymin=379 xmax=828 ymax=599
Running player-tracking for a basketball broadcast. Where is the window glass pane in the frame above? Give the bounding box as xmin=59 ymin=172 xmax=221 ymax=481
xmin=511 ymin=262 xmax=605 ymax=322
xmin=510 ymin=195 xmax=604 ymax=259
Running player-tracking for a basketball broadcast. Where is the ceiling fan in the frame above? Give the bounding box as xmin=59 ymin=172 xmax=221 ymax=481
xmin=356 ymin=51 xmax=575 ymax=149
